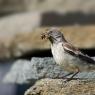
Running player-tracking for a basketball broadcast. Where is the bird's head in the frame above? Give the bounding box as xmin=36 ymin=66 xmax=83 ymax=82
xmin=41 ymin=28 xmax=66 ymax=44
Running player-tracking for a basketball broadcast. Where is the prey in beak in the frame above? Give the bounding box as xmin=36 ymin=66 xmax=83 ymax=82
xmin=41 ymin=32 xmax=49 ymax=40
xmin=41 ymin=28 xmax=65 ymax=44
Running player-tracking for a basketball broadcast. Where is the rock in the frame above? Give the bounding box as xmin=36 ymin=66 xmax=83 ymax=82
xmin=0 ymin=0 xmax=24 ymax=14
xmin=25 ymin=0 xmax=95 ymax=13
xmin=1 ymin=0 xmax=95 ymax=14
xmin=0 ymin=10 xmax=94 ymax=59
xmin=3 ymin=57 xmax=65 ymax=84
xmin=0 ymin=11 xmax=41 ymax=58
xmin=24 ymin=78 xmax=95 ymax=95
xmin=3 ymin=59 xmax=38 ymax=84
xmin=0 ymin=24 xmax=95 ymax=58
xmin=10 ymin=26 xmax=95 ymax=57
xmin=92 ymin=57 xmax=95 ymax=61
xmin=3 ymin=57 xmax=95 ymax=84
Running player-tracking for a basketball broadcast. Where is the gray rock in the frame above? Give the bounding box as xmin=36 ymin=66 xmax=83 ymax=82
xmin=3 ymin=57 xmax=95 ymax=84
xmin=92 ymin=57 xmax=95 ymax=61
xmin=3 ymin=59 xmax=38 ymax=84
xmin=3 ymin=57 xmax=65 ymax=84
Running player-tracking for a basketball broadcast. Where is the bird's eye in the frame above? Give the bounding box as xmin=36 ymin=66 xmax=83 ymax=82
xmin=49 ymin=31 xmax=52 ymax=33
xmin=49 ymin=31 xmax=53 ymax=35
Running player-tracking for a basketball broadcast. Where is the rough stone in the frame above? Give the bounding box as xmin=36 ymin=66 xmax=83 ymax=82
xmin=10 ymin=26 xmax=95 ymax=57
xmin=3 ymin=57 xmax=95 ymax=84
xmin=24 ymin=78 xmax=95 ymax=95
xmin=1 ymin=0 xmax=95 ymax=14
xmin=3 ymin=57 xmax=64 ymax=84
xmin=0 ymin=11 xmax=41 ymax=58
xmin=0 ymin=10 xmax=95 ymax=59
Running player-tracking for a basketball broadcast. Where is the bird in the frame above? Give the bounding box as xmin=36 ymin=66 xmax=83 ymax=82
xmin=41 ymin=28 xmax=95 ymax=81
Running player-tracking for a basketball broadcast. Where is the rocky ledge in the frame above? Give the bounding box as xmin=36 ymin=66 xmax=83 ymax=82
xmin=0 ymin=15 xmax=95 ymax=59
xmin=3 ymin=57 xmax=95 ymax=84
xmin=2 ymin=57 xmax=95 ymax=95
xmin=25 ymin=78 xmax=95 ymax=95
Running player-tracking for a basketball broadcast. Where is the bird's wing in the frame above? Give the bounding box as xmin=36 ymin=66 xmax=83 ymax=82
xmin=63 ymin=43 xmax=95 ymax=64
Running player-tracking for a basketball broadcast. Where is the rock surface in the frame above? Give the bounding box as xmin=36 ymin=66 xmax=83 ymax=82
xmin=3 ymin=57 xmax=64 ymax=84
xmin=10 ymin=26 xmax=95 ymax=57
xmin=24 ymin=78 xmax=95 ymax=95
xmin=1 ymin=0 xmax=95 ymax=14
xmin=0 ymin=20 xmax=94 ymax=59
xmin=0 ymin=12 xmax=41 ymax=58
xmin=3 ymin=57 xmax=95 ymax=84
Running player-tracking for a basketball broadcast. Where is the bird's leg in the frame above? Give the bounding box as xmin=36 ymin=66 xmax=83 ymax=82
xmin=66 ymin=71 xmax=79 ymax=81
xmin=53 ymin=72 xmax=73 ymax=79
xmin=62 ymin=72 xmax=73 ymax=79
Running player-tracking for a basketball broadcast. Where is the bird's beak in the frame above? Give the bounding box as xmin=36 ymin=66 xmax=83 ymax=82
xmin=41 ymin=32 xmax=49 ymax=40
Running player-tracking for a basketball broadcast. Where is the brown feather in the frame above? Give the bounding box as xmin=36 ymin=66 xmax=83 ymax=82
xmin=63 ymin=42 xmax=81 ymax=55
xmin=63 ymin=42 xmax=95 ymax=64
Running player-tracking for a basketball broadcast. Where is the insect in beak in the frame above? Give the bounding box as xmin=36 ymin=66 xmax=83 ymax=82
xmin=41 ymin=32 xmax=49 ymax=40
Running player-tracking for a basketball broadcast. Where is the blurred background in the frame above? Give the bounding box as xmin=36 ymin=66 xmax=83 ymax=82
xmin=0 ymin=0 xmax=95 ymax=95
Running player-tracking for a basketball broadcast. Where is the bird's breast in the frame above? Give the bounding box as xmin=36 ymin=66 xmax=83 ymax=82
xmin=51 ymin=43 xmax=65 ymax=65
xmin=51 ymin=43 xmax=90 ymax=72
